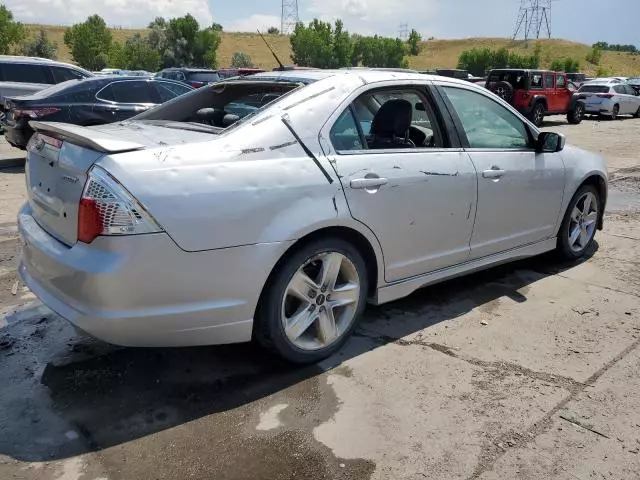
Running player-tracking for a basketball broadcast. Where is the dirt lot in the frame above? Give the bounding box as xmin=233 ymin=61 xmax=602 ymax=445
xmin=1 ymin=116 xmax=640 ymax=480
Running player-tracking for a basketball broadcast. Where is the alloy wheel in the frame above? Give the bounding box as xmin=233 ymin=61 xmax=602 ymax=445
xmin=534 ymin=105 xmax=544 ymax=125
xmin=568 ymin=192 xmax=598 ymax=253
xmin=281 ymin=252 xmax=360 ymax=351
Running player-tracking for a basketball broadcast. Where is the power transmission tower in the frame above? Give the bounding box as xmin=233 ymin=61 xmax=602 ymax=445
xmin=513 ymin=0 xmax=552 ymax=40
xmin=281 ymin=0 xmax=299 ymax=35
xmin=398 ymin=22 xmax=409 ymax=40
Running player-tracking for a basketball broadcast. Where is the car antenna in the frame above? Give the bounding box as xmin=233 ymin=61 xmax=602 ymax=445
xmin=257 ymin=29 xmax=285 ymax=71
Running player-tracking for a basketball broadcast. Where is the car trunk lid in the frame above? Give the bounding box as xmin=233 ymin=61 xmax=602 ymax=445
xmin=25 ymin=121 xmax=212 ymax=246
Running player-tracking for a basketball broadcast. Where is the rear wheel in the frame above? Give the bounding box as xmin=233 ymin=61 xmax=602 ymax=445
xmin=634 ymin=106 xmax=640 ymax=118
xmin=567 ymin=103 xmax=584 ymax=124
xmin=254 ymin=238 xmax=368 ymax=364
xmin=610 ymin=104 xmax=619 ymax=120
xmin=489 ymin=81 xmax=515 ymax=103
xmin=556 ymin=185 xmax=600 ymax=260
xmin=528 ymin=102 xmax=545 ymax=127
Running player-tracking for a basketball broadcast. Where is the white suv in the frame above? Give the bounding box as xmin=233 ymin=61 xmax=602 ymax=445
xmin=578 ymin=81 xmax=640 ymax=119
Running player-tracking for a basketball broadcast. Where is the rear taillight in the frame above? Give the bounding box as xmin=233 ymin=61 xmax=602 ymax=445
xmin=189 ymin=81 xmax=205 ymax=88
xmin=14 ymin=107 xmax=61 ymax=119
xmin=598 ymin=93 xmax=615 ymax=99
xmin=78 ymin=166 xmax=162 ymax=244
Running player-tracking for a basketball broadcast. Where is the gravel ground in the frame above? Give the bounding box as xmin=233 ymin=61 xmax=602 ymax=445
xmin=1 ymin=117 xmax=639 ymax=480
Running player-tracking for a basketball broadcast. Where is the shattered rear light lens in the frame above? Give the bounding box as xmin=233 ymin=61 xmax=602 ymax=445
xmin=78 ymin=166 xmax=162 ymax=244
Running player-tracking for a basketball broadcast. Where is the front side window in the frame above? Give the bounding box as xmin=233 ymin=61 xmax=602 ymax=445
xmin=442 ymin=86 xmax=530 ymax=149
xmin=557 ymin=75 xmax=566 ymax=88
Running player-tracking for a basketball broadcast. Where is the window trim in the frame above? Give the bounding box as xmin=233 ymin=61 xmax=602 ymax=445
xmin=95 ymin=79 xmax=159 ymax=105
xmin=154 ymin=80 xmax=192 ymax=100
xmin=435 ymin=83 xmax=536 ymax=152
xmin=328 ymin=83 xmax=456 ymax=156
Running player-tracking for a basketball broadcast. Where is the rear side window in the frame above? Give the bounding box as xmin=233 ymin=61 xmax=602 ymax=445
xmin=51 ymin=66 xmax=85 ymax=83
xmin=1 ymin=63 xmax=51 ymax=84
xmin=613 ymin=85 xmax=626 ymax=94
xmin=530 ymin=73 xmax=543 ymax=89
xmin=98 ymin=81 xmax=159 ymax=104
xmin=330 ymin=108 xmax=364 ymax=151
xmin=154 ymin=81 xmax=192 ymax=102
xmin=557 ymin=75 xmax=566 ymax=87
xmin=544 ymin=74 xmax=554 ymax=88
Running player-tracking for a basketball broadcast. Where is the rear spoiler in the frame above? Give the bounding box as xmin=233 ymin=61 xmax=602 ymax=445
xmin=29 ymin=121 xmax=146 ymax=154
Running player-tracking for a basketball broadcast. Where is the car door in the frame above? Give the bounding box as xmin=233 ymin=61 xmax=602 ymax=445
xmin=98 ymin=80 xmax=159 ymax=122
xmin=438 ymin=84 xmax=565 ymax=259
xmin=323 ymin=84 xmax=478 ymax=283
xmin=555 ymin=74 xmax=572 ymax=111
xmin=544 ymin=72 xmax=558 ymax=111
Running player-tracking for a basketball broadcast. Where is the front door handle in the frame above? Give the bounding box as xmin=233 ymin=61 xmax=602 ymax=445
xmin=350 ymin=177 xmax=389 ymax=189
xmin=482 ymin=167 xmax=506 ymax=179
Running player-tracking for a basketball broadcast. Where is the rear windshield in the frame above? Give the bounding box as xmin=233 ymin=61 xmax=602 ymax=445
xmin=487 ymin=71 xmax=527 ymax=89
xmin=187 ymin=72 xmax=221 ymax=83
xmin=579 ymin=85 xmax=610 ymax=93
xmin=18 ymin=79 xmax=84 ymax=99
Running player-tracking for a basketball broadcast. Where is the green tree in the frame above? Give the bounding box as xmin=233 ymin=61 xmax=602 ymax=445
xmin=211 ymin=23 xmax=223 ymax=32
xmin=492 ymin=48 xmax=510 ymax=69
xmin=290 ymin=19 xmax=353 ymax=69
xmin=64 ymin=15 xmax=112 ymax=70
xmin=457 ymin=48 xmax=494 ymax=76
xmin=353 ymin=36 xmax=408 ymax=68
xmin=407 ymin=29 xmax=422 ymax=56
xmin=231 ymin=51 xmax=253 ymax=67
xmin=549 ymin=58 xmax=564 ymax=72
xmin=0 ymin=4 xmax=25 ymax=55
xmin=267 ymin=27 xmax=279 ymax=34
xmin=586 ymin=46 xmax=602 ymax=65
xmin=22 ymin=29 xmax=57 ymax=59
xmin=120 ymin=34 xmax=161 ymax=71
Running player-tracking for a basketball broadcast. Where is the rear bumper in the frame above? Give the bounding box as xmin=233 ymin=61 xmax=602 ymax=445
xmin=18 ymin=203 xmax=292 ymax=347
xmin=585 ymin=99 xmax=614 ymax=115
xmin=2 ymin=123 xmax=33 ymax=149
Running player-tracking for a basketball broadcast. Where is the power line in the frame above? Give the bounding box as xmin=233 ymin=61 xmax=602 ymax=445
xmin=281 ymin=0 xmax=299 ymax=35
xmin=399 ymin=22 xmax=409 ymax=40
xmin=513 ymin=0 xmax=552 ymax=40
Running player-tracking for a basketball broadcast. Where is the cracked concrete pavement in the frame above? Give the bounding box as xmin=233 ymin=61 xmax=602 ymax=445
xmin=1 ymin=117 xmax=640 ymax=479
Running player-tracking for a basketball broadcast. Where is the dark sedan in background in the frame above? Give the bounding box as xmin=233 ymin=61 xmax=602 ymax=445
xmin=1 ymin=76 xmax=192 ymax=149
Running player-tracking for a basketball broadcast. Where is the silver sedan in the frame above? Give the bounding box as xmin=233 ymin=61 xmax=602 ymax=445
xmin=18 ymin=70 xmax=608 ymax=363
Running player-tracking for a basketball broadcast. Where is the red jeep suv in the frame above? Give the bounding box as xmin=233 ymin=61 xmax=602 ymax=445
xmin=485 ymin=69 xmax=585 ymax=127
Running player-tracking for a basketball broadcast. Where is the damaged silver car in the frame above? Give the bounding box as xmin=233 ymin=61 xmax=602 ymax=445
xmin=18 ymin=70 xmax=607 ymax=363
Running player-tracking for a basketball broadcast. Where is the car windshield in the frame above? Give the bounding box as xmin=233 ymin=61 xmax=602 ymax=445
xmin=579 ymin=85 xmax=610 ymax=93
xmin=131 ymin=80 xmax=302 ymax=133
xmin=487 ymin=71 xmax=527 ymax=89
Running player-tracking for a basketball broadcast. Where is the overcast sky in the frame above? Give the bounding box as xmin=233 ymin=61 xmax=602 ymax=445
xmin=5 ymin=0 xmax=638 ymax=46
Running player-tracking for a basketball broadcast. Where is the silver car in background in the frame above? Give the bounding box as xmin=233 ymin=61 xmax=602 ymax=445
xmin=18 ymin=70 xmax=608 ymax=363
xmin=579 ymin=80 xmax=640 ymax=119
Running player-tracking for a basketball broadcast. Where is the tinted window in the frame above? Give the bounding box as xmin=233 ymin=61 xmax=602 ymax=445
xmin=545 ymin=73 xmax=554 ymax=88
xmin=579 ymin=85 xmax=610 ymax=93
xmin=187 ymin=72 xmax=220 ymax=83
xmin=330 ymin=108 xmax=364 ymax=151
xmin=613 ymin=85 xmax=626 ymax=94
xmin=1 ymin=63 xmax=51 ymax=84
xmin=443 ymin=86 xmax=529 ymax=149
xmin=154 ymin=81 xmax=192 ymax=102
xmin=100 ymin=81 xmax=158 ymax=104
xmin=51 ymin=66 xmax=85 ymax=83
xmin=557 ymin=75 xmax=566 ymax=87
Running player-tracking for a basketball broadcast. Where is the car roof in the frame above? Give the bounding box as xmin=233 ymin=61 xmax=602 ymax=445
xmin=161 ymin=67 xmax=217 ymax=72
xmin=230 ymin=69 xmax=474 ymax=89
xmin=0 ymin=55 xmax=87 ymax=70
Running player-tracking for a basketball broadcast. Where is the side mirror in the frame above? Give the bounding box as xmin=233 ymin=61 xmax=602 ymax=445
xmin=536 ymin=131 xmax=565 ymax=153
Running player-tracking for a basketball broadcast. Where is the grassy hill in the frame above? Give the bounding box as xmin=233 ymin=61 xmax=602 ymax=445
xmin=25 ymin=25 xmax=640 ymax=76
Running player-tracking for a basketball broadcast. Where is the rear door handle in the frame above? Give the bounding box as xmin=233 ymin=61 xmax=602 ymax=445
xmin=350 ymin=177 xmax=388 ymax=189
xmin=482 ymin=167 xmax=506 ymax=179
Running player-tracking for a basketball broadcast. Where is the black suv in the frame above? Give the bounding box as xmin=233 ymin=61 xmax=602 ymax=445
xmin=0 ymin=56 xmax=92 ymax=107
xmin=155 ymin=68 xmax=221 ymax=88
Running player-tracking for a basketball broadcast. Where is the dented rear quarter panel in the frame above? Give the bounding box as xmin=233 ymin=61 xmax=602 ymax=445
xmin=95 ymin=75 xmax=378 ymax=255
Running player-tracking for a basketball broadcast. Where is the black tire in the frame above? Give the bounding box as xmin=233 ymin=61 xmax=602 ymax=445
xmin=634 ymin=106 xmax=640 ymax=118
xmin=609 ymin=104 xmax=619 ymax=120
xmin=528 ymin=102 xmax=545 ymax=127
xmin=567 ymin=102 xmax=584 ymax=124
xmin=489 ymin=81 xmax=515 ymax=103
xmin=254 ymin=237 xmax=368 ymax=364
xmin=556 ymin=184 xmax=600 ymax=260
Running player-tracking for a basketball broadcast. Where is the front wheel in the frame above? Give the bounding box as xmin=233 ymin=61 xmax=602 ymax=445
xmin=567 ymin=103 xmax=584 ymax=124
xmin=254 ymin=238 xmax=368 ymax=364
xmin=556 ymin=185 xmax=600 ymax=260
